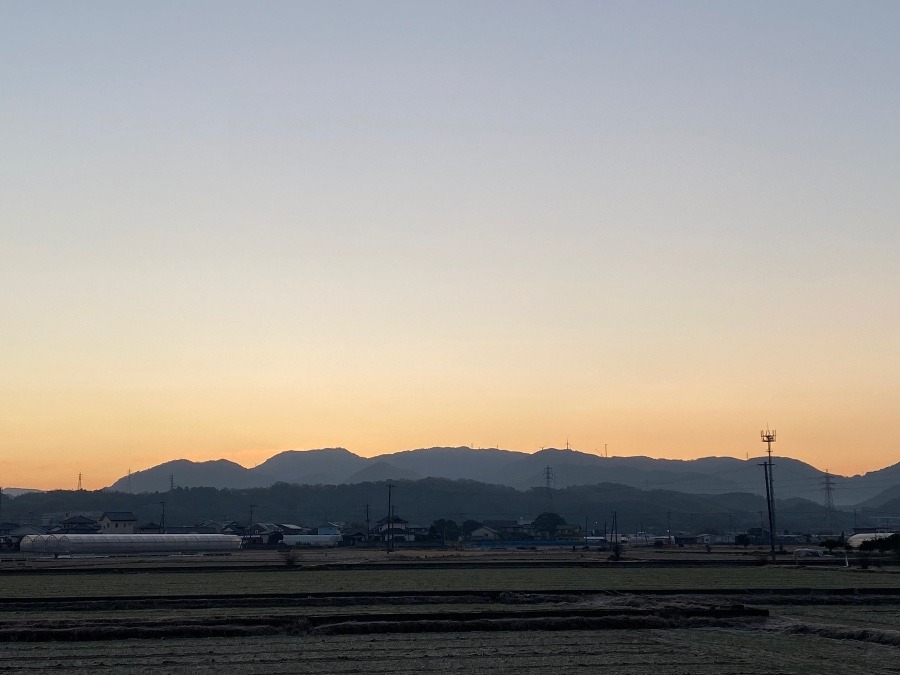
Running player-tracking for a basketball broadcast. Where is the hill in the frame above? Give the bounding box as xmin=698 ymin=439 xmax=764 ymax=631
xmin=106 ymin=446 xmax=900 ymax=507
xmin=108 ymin=459 xmax=275 ymax=493
xmin=0 ymin=488 xmax=43 ymax=498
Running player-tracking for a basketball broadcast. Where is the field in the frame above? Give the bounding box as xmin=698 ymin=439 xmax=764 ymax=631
xmin=0 ymin=550 xmax=898 ymax=673
xmin=3 ymin=556 xmax=899 ymax=598
xmin=2 ymin=629 xmax=899 ymax=674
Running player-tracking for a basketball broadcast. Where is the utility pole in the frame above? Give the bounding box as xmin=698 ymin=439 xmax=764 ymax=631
xmin=365 ymin=503 xmax=370 ymax=545
xmin=159 ymin=501 xmax=166 ymax=534
xmin=386 ymin=483 xmax=393 ymax=554
xmin=761 ymin=461 xmax=776 ymax=563
xmin=248 ymin=504 xmax=257 ymax=527
xmin=169 ymin=474 xmax=175 ymax=492
xmin=761 ymin=428 xmax=777 ymax=526
xmin=823 ymin=471 xmax=835 ymax=534
xmin=760 ymin=428 xmax=777 ymax=561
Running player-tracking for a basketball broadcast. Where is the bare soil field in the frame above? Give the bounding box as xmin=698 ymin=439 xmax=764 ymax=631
xmin=1 ymin=563 xmax=898 ymax=599
xmin=0 ymin=550 xmax=896 ymax=673
xmin=1 ymin=627 xmax=898 ymax=674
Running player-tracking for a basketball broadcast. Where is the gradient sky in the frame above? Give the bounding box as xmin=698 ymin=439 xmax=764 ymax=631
xmin=2 ymin=2 xmax=898 ymax=490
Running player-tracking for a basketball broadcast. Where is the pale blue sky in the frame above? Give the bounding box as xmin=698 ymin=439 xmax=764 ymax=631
xmin=2 ymin=2 xmax=898 ymax=488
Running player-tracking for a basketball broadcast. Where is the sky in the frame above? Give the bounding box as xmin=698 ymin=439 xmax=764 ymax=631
xmin=2 ymin=2 xmax=898 ymax=490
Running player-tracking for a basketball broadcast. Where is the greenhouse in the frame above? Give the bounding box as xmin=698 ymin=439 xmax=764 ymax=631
xmin=19 ymin=534 xmax=242 ymax=554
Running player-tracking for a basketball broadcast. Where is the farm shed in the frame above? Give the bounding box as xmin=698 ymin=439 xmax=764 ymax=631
xmin=19 ymin=534 xmax=242 ymax=554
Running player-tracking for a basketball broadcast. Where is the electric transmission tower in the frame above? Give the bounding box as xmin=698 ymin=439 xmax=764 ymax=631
xmin=822 ymin=471 xmax=836 ymax=534
xmin=544 ymin=465 xmax=554 ymax=512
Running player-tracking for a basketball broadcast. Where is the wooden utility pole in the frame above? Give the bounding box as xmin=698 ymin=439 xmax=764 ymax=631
xmin=386 ymin=484 xmax=393 ymax=554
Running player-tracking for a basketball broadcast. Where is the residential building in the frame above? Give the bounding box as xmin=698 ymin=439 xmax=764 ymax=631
xmin=99 ymin=512 xmax=137 ymax=534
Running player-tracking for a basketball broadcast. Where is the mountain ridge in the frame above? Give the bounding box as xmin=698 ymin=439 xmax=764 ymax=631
xmin=107 ymin=447 xmax=900 ymax=507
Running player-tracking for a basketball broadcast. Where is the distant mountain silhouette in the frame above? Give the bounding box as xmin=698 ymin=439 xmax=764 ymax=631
xmin=858 ymin=483 xmax=900 ymax=509
xmin=344 ymin=461 xmax=421 ymax=483
xmin=0 ymin=487 xmax=43 ymax=498
xmin=251 ymin=448 xmax=366 ymax=485
xmin=110 ymin=459 xmax=275 ymax=493
xmin=107 ymin=447 xmax=899 ymax=507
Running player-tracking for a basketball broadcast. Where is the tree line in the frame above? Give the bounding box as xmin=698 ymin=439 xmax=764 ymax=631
xmin=1 ymin=477 xmax=849 ymax=535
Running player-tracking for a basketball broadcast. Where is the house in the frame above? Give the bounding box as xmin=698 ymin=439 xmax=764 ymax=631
xmin=374 ymin=515 xmax=413 ymax=542
xmin=99 ymin=512 xmax=137 ymax=534
xmin=220 ymin=521 xmax=245 ymax=536
xmin=314 ymin=523 xmax=341 ymax=536
xmin=246 ymin=522 xmax=282 ymax=537
xmin=53 ymin=515 xmax=100 ymax=534
xmin=277 ymin=524 xmax=306 ymax=536
xmin=8 ymin=524 xmax=47 ymax=549
xmin=482 ymin=520 xmax=531 ymax=539
xmin=406 ymin=523 xmax=429 ymax=540
xmin=244 ymin=522 xmax=285 ymax=547
xmin=469 ymin=526 xmax=500 ymax=541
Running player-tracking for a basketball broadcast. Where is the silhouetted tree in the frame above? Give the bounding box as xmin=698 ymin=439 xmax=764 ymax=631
xmin=821 ymin=538 xmax=843 ymax=553
xmin=533 ymin=512 xmax=566 ymax=538
xmin=428 ymin=519 xmax=460 ymax=543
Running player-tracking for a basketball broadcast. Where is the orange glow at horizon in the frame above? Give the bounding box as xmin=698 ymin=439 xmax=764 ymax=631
xmin=5 ymin=400 xmax=896 ymax=491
